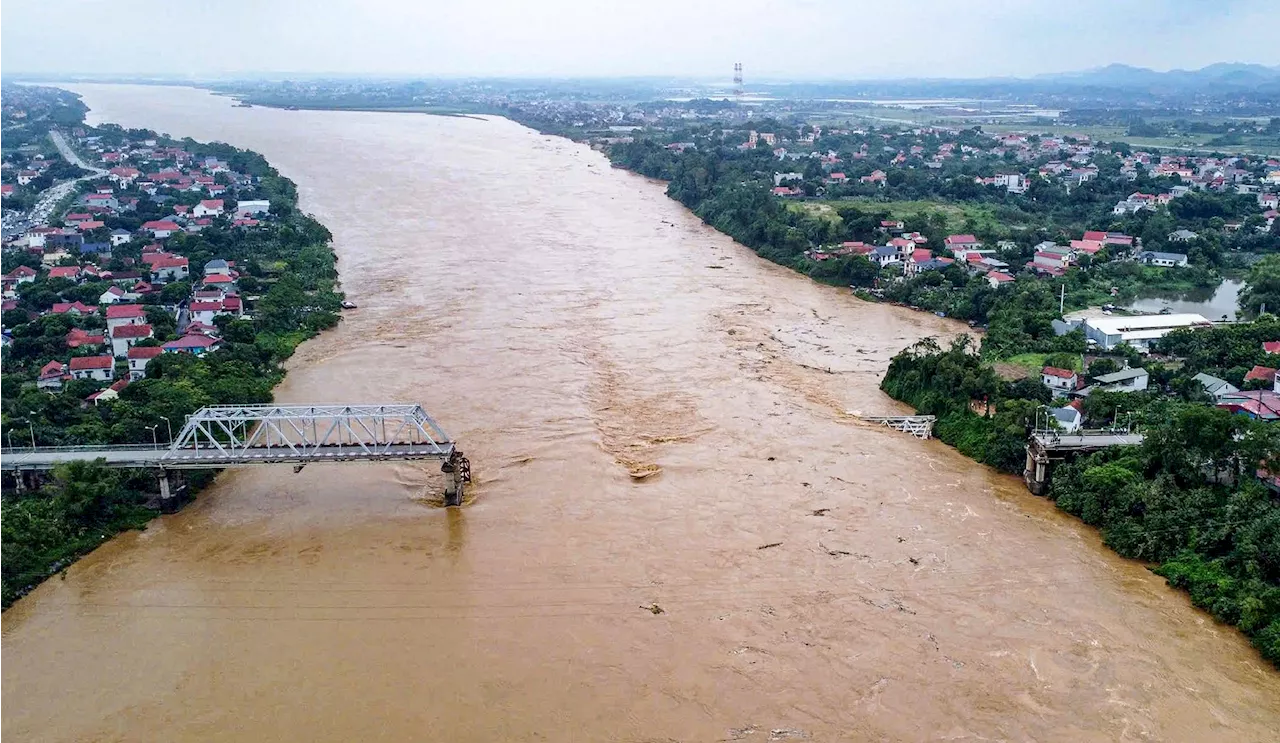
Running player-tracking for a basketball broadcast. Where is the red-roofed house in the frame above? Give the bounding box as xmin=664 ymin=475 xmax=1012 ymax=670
xmin=1041 ymin=366 xmax=1078 ymax=393
xmin=66 ymin=328 xmax=105 ymax=349
xmin=69 ymin=355 xmax=115 ymax=381
xmin=37 ymin=360 xmax=68 ymax=391
xmin=143 ymin=253 xmax=189 ymax=282
xmin=1069 ymin=240 xmax=1104 ymax=255
xmin=86 ymin=379 xmax=130 ymax=406
xmin=110 ymin=323 xmax=154 ymax=357
xmin=141 ymin=220 xmax=181 ymax=238
xmin=1216 ymin=391 xmax=1280 ymax=422
xmin=1263 ymin=341 xmax=1280 ymax=355
xmin=6 ymin=265 xmax=38 ymax=284
xmin=47 ymin=265 xmax=81 ymax=281
xmin=944 ymin=234 xmax=981 ymax=253
xmin=128 ymin=345 xmax=165 ymax=379
xmin=1034 ymin=251 xmax=1069 ymax=270
xmin=202 ymin=273 xmax=237 ymax=291
xmin=105 ymin=303 xmax=147 ymax=331
xmin=192 ymin=199 xmax=224 ymax=217
xmin=51 ymin=301 xmax=97 ymax=316
xmin=986 ymin=271 xmax=1016 ymax=288
xmin=1245 ymin=366 xmax=1278 ymax=387
xmin=1082 ymin=230 xmax=1107 ymax=242
xmin=99 ymin=285 xmax=126 ymax=304
xmin=77 ymin=220 xmax=105 ymax=232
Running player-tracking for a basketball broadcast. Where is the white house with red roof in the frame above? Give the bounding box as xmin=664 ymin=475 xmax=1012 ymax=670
xmin=189 ymin=296 xmax=242 ymax=325
xmin=69 ymin=355 xmax=115 ymax=381
xmin=110 ymin=323 xmax=154 ymax=357
xmin=943 ymin=234 xmax=981 ymax=256
xmin=142 ymin=220 xmax=181 ymax=238
xmin=1041 ymin=366 xmax=1078 ymax=393
xmin=128 ymin=346 xmax=164 ymax=379
xmin=142 ymin=253 xmax=189 ymax=282
xmin=986 ymin=271 xmax=1016 ymax=288
xmin=51 ymin=301 xmax=98 ymax=316
xmin=201 ymin=273 xmax=238 ymax=292
xmin=6 ymin=265 xmax=38 ymax=285
xmin=1 ymin=184 xmax=13 ymax=200
xmin=99 ymin=285 xmax=126 ymax=305
xmin=105 ymin=303 xmax=147 ymax=331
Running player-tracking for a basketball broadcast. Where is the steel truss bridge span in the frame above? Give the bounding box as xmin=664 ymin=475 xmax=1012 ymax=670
xmin=2 ymin=404 xmax=471 ymax=505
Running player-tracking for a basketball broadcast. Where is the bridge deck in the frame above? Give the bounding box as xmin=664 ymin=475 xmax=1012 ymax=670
xmin=1030 ymin=432 xmax=1144 ymax=452
xmin=1 ymin=443 xmax=457 ymax=471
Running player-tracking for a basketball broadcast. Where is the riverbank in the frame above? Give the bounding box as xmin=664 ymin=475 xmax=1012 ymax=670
xmin=1 ymin=93 xmax=344 ymax=606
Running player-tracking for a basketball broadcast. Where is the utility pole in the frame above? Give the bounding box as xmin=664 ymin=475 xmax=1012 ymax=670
xmin=1059 ymin=283 xmax=1065 ymax=315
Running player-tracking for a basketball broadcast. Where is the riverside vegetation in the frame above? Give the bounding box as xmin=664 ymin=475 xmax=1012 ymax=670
xmin=1 ymin=96 xmax=342 ymax=606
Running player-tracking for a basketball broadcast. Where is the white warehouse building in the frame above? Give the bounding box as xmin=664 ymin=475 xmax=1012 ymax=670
xmin=1082 ymin=313 xmax=1213 ymax=351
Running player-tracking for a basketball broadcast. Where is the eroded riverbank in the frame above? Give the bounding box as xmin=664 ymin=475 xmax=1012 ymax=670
xmin=3 ymin=84 xmax=1278 ymax=742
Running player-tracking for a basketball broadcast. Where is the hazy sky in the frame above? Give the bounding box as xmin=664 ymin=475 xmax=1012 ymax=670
xmin=3 ymin=0 xmax=1278 ymax=80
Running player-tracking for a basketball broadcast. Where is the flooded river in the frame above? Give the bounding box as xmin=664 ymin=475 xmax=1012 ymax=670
xmin=4 ymin=85 xmax=1279 ymax=741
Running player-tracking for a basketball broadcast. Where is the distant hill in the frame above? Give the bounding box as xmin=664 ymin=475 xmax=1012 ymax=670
xmin=1038 ymin=62 xmax=1280 ymax=89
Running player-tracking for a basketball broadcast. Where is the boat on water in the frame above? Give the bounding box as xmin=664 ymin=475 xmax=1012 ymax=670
xmin=232 ymin=102 xmax=254 ymax=108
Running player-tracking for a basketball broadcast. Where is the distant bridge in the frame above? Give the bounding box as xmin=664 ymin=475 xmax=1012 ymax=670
xmin=856 ymin=415 xmax=937 ymax=439
xmin=2 ymin=404 xmax=471 ymax=505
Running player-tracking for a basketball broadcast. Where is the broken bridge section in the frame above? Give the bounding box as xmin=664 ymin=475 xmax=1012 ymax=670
xmin=2 ymin=403 xmax=471 ymax=506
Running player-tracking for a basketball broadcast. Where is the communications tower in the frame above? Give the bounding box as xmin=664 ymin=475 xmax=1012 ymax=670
xmin=733 ymin=62 xmax=744 ymax=97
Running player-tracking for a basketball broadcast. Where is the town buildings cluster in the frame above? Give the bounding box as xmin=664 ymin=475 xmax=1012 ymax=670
xmin=2 ymin=126 xmax=277 ymax=404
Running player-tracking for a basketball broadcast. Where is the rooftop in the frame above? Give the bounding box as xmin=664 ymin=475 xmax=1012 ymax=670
xmin=1083 ymin=313 xmax=1211 ymax=336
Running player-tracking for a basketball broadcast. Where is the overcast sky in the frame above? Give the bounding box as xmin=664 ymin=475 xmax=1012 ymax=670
xmin=3 ymin=0 xmax=1278 ymax=80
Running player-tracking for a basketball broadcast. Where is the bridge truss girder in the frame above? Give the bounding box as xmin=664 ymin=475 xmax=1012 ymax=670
xmin=164 ymin=404 xmax=455 ymax=464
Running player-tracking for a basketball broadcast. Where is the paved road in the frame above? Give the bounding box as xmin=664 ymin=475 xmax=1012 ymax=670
xmin=49 ymin=129 xmax=106 ymax=175
xmin=2 ymin=130 xmax=107 ymax=238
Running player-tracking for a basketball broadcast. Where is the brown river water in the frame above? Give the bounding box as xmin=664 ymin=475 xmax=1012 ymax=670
xmin=3 ymin=85 xmax=1279 ymax=741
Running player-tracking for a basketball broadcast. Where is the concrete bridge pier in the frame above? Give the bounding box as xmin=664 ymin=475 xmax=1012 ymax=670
xmin=7 ymin=470 xmax=45 ymax=494
xmin=155 ymin=470 xmax=187 ymax=513
xmin=441 ymin=450 xmax=472 ymax=507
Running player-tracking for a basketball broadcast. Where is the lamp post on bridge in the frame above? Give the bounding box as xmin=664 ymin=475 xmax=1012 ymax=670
xmin=160 ymin=416 xmax=173 ymax=443
xmin=27 ymin=411 xmax=38 ymax=449
xmin=146 ymin=425 xmax=158 ymax=450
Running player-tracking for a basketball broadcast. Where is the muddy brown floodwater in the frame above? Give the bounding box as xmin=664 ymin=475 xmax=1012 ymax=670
xmin=4 ymin=85 xmax=1279 ymax=742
